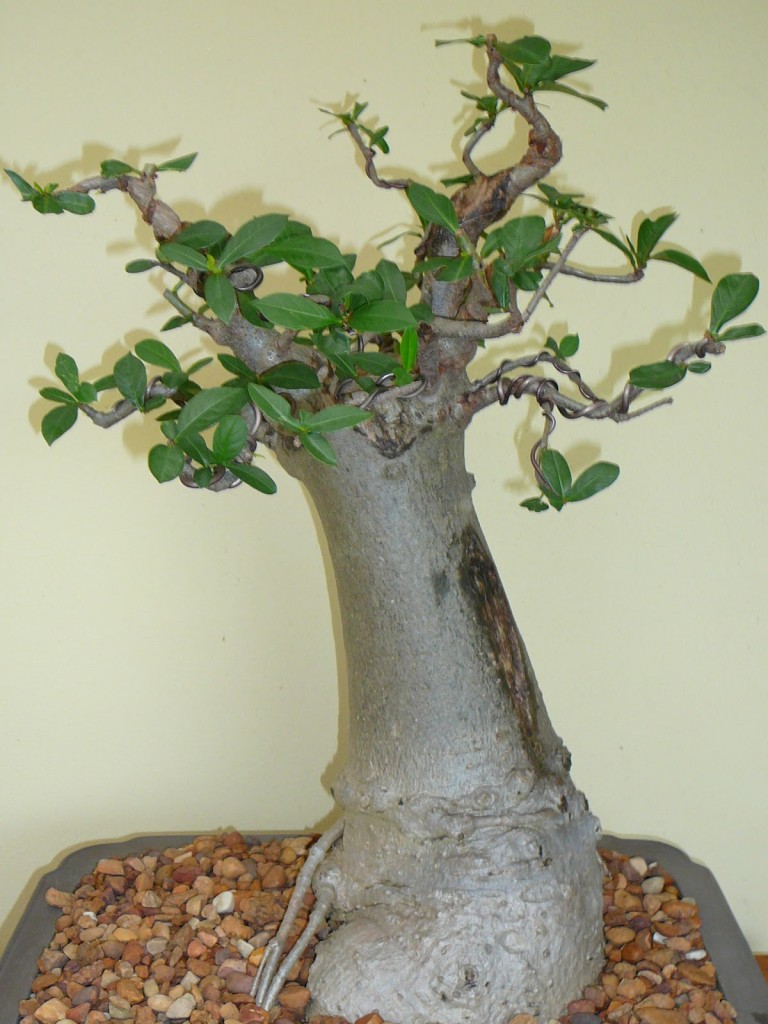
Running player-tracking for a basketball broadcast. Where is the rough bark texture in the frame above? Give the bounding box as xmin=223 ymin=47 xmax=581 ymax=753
xmin=279 ymin=421 xmax=603 ymax=1024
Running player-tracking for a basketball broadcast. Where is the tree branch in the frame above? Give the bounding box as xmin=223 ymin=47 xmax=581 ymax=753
xmin=62 ymin=168 xmax=182 ymax=241
xmin=344 ymin=122 xmax=410 ymax=191
xmin=465 ymin=335 xmax=726 ymax=422
xmin=447 ymin=38 xmax=563 ymax=245
xmin=546 ymin=263 xmax=645 ymax=285
xmin=462 ymin=119 xmax=495 ymax=178
xmin=522 ymin=228 xmax=587 ymax=323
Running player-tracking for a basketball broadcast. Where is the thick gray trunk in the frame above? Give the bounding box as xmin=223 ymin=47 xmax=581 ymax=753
xmin=280 ymin=421 xmax=603 ymax=1024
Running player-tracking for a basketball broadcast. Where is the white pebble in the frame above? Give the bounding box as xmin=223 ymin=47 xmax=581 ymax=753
xmin=212 ymin=889 xmax=235 ymax=914
xmin=237 ymin=938 xmax=255 ymax=958
xmin=166 ymin=992 xmax=196 ymax=1020
xmin=180 ymin=969 xmax=200 ymax=990
xmin=652 ymin=931 xmax=667 ymax=945
xmin=685 ymin=948 xmax=708 ymax=960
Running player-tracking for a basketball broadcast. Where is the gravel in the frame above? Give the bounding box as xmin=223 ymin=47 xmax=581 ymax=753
xmin=17 ymin=832 xmax=737 ymax=1024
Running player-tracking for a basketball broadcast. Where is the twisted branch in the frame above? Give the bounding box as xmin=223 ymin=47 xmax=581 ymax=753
xmin=64 ymin=168 xmax=182 ymax=241
xmin=466 ymin=337 xmax=727 ymax=474
xmin=344 ymin=122 xmax=410 ymax=191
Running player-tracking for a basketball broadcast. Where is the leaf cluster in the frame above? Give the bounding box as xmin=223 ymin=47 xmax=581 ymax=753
xmin=522 ymin=450 xmax=619 ymax=512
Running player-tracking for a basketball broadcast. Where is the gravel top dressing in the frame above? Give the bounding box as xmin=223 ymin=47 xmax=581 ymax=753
xmin=3 ymin=831 xmax=765 ymax=1024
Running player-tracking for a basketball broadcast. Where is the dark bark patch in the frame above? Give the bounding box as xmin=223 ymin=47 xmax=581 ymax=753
xmin=432 ymin=569 xmax=449 ymax=605
xmin=458 ymin=525 xmax=546 ymax=774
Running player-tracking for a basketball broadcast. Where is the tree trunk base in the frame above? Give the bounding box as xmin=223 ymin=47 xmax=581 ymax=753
xmin=308 ymin=808 xmax=604 ymax=1024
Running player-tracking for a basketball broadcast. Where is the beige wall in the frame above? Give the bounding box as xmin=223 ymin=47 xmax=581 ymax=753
xmin=2 ymin=0 xmax=766 ymax=957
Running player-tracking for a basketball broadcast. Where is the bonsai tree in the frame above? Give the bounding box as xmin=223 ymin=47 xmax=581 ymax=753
xmin=7 ymin=29 xmax=763 ymax=1024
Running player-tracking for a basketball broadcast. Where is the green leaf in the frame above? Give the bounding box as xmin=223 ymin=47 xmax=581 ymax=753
xmin=254 ymin=293 xmax=340 ymax=330
xmin=32 ymin=193 xmax=63 ymax=214
xmin=175 ymin=219 xmax=228 ymax=249
xmin=261 ymin=361 xmax=321 ymax=390
xmin=219 ymin=214 xmax=289 ymax=267
xmin=4 ymin=169 xmax=36 ymax=200
xmin=716 ymin=322 xmax=765 ymax=341
xmin=350 ymin=352 xmax=401 ymax=377
xmin=157 ymin=242 xmax=210 ymax=271
xmin=568 ymin=462 xmax=620 ymax=502
xmin=77 ymin=381 xmax=98 ymax=403
xmin=558 ymin=333 xmax=580 ymax=359
xmin=540 ymin=449 xmax=572 ymax=498
xmin=134 ymin=338 xmax=182 ymax=373
xmin=375 ymin=259 xmax=408 ymax=303
xmin=55 ymin=353 xmax=81 ymax=394
xmin=520 ymin=496 xmax=549 ymax=513
xmin=227 ymin=462 xmax=277 ymax=493
xmin=594 ymin=228 xmax=638 ymax=268
xmin=262 ymin=235 xmax=346 ymax=271
xmin=650 ymin=249 xmax=710 ymax=282
xmin=175 ymin=386 xmax=246 ymax=440
xmin=156 ymin=152 xmax=197 ymax=172
xmin=348 ymin=300 xmax=417 ymax=333
xmin=57 ymin=191 xmax=96 ymax=215
xmin=148 ymin=444 xmax=184 ymax=483
xmin=541 ymin=55 xmax=596 ymax=83
xmin=218 ymin=353 xmax=256 ymax=379
xmin=161 ymin=314 xmax=191 ymax=332
xmin=686 ymin=361 xmax=711 ymax=374
xmin=399 ymin=325 xmax=418 ymax=373
xmin=114 ymin=352 xmax=148 ymax=408
xmin=299 ymin=432 xmax=337 ymax=466
xmin=212 ymin=415 xmax=248 ymax=463
xmin=483 ymin=216 xmax=554 ymax=274
xmin=125 ymin=258 xmax=156 ymax=274
xmin=194 ymin=466 xmax=215 ymax=488
xmin=536 ymin=80 xmax=607 ymax=110
xmin=303 ymin=405 xmax=372 ymax=434
xmin=629 ymin=361 xmax=687 ymax=390
xmin=503 ymin=35 xmax=552 ymax=64
xmin=93 ymin=374 xmax=115 ymax=392
xmin=177 ymin=431 xmax=213 ymax=465
xmin=186 ymin=356 xmax=213 ymax=375
xmin=635 ymin=212 xmax=677 ymax=266
xmin=710 ymin=272 xmax=760 ymax=333
xmin=39 ymin=386 xmax=77 ymax=405
xmin=204 ymin=273 xmax=236 ymax=323
xmin=100 ymin=159 xmax=135 ymax=177
xmin=247 ymin=383 xmax=301 ymax=431
xmin=436 ymin=255 xmax=476 ymax=281
xmin=41 ymin=404 xmax=78 ymax=445
xmin=406 ymin=183 xmax=459 ymax=232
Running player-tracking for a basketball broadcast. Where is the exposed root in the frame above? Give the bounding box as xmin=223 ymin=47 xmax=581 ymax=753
xmin=251 ymin=818 xmax=344 ymax=1008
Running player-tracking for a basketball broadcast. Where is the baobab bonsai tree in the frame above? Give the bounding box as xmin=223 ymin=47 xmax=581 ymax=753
xmin=7 ymin=30 xmax=763 ymax=1024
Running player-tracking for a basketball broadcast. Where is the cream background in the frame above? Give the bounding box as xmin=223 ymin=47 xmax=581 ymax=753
xmin=1 ymin=0 xmax=766 ymax=957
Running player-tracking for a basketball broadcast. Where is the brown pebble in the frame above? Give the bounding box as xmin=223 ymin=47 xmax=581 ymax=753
xmin=225 ymin=971 xmax=254 ymax=995
xmin=66 ymin=1006 xmax=91 ymax=1024
xmin=567 ymin=1000 xmax=597 ymax=1014
xmin=239 ymin=1008 xmax=270 ymax=1024
xmin=663 ymin=899 xmax=699 ymax=920
xmin=606 ymin=926 xmax=636 ymax=945
xmin=677 ymin=962 xmax=716 ymax=987
xmin=636 ymin=1009 xmax=688 ymax=1024
xmin=354 ymin=1015 xmax=384 ymax=1024
xmin=277 ymin=984 xmax=311 ymax=1012
xmin=95 ymin=859 xmax=125 ymax=877
xmin=622 ymin=941 xmax=647 ymax=963
xmin=34 ymin=999 xmax=70 ymax=1024
xmin=45 ymin=888 xmax=74 ymax=910
xmin=115 ymin=979 xmax=145 ymax=1005
xmin=262 ymin=864 xmax=287 ymax=890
